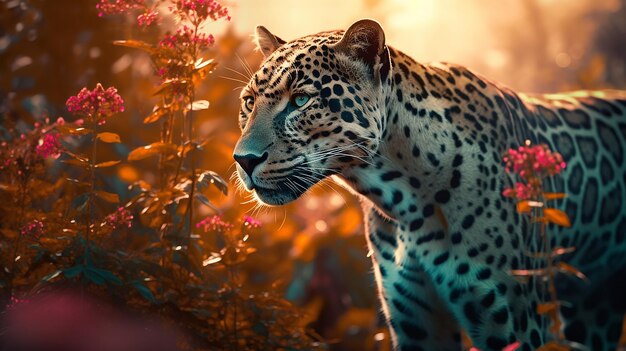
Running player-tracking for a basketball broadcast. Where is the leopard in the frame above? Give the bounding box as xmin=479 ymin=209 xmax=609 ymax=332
xmin=232 ymin=19 xmax=626 ymax=351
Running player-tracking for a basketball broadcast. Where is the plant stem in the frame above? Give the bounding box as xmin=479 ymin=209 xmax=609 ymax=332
xmin=85 ymin=122 xmax=98 ymax=264
xmin=229 ymin=266 xmax=239 ymax=351
xmin=9 ymin=178 xmax=28 ymax=295
xmin=537 ymin=187 xmax=564 ymax=342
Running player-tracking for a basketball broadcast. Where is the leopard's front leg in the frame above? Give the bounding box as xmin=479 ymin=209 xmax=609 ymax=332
xmin=365 ymin=201 xmax=541 ymax=351
xmin=364 ymin=203 xmax=461 ymax=351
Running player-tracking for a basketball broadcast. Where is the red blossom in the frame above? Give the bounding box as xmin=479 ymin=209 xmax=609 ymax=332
xmin=6 ymin=296 xmax=29 ymax=311
xmin=173 ymin=0 xmax=230 ymax=22
xmin=137 ymin=10 xmax=159 ymax=26
xmin=158 ymin=26 xmax=215 ymax=51
xmin=20 ymin=220 xmax=45 ymax=237
xmin=196 ymin=215 xmax=233 ymax=232
xmin=66 ymin=83 xmax=125 ymax=122
xmin=96 ymin=0 xmax=145 ymax=17
xmin=105 ymin=207 xmax=134 ymax=229
xmin=242 ymin=215 xmax=261 ymax=228
xmin=36 ymin=133 xmax=61 ymax=159
xmin=502 ymin=143 xmax=566 ymax=201
xmin=503 ymin=144 xmax=566 ymax=180
xmin=502 ymin=182 xmax=539 ymax=200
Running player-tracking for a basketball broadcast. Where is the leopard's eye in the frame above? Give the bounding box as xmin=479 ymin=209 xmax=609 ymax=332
xmin=242 ymin=96 xmax=255 ymax=113
xmin=290 ymin=93 xmax=311 ymax=108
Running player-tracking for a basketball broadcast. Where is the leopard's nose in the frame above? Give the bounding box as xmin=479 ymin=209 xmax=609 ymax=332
xmin=234 ymin=152 xmax=269 ymax=178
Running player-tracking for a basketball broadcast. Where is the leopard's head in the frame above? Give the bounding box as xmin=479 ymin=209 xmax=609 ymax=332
xmin=233 ymin=19 xmax=392 ymax=205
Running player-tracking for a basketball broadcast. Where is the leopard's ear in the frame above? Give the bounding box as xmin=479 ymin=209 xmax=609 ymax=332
xmin=255 ymin=25 xmax=286 ymax=57
xmin=334 ymin=19 xmax=388 ymax=74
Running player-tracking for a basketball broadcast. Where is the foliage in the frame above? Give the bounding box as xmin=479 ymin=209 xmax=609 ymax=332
xmin=0 ymin=1 xmax=323 ymax=350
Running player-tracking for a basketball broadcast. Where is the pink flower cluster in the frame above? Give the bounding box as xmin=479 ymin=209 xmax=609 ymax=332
xmin=66 ymin=83 xmax=125 ymax=122
xmin=96 ymin=0 xmax=145 ymax=17
xmin=503 ymin=144 xmax=566 ymax=179
xmin=175 ymin=0 xmax=230 ymax=22
xmin=502 ymin=143 xmax=566 ymax=200
xmin=36 ymin=133 xmax=61 ymax=159
xmin=20 ymin=220 xmax=45 ymax=237
xmin=242 ymin=215 xmax=261 ymax=228
xmin=196 ymin=215 xmax=233 ymax=232
xmin=6 ymin=296 xmax=29 ymax=311
xmin=158 ymin=26 xmax=215 ymax=51
xmin=105 ymin=207 xmax=134 ymax=229
xmin=502 ymin=182 xmax=537 ymax=200
xmin=137 ymin=10 xmax=159 ymax=26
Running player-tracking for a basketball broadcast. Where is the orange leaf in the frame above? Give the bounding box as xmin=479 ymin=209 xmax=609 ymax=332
xmin=543 ymin=192 xmax=567 ymax=200
xmin=57 ymin=125 xmax=92 ymax=136
xmin=552 ymin=246 xmax=576 ymax=257
xmin=96 ymin=132 xmax=121 ymax=143
xmin=544 ymin=208 xmax=571 ymax=227
xmin=557 ymin=262 xmax=587 ymax=280
xmin=128 ymin=142 xmax=177 ymax=161
xmin=113 ymin=40 xmax=155 ymax=53
xmin=94 ymin=160 xmax=120 ymax=168
xmin=94 ymin=190 xmax=119 ymax=203
xmin=510 ymin=268 xmax=548 ymax=276
xmin=143 ymin=107 xmax=168 ymax=124
xmin=516 ymin=201 xmax=531 ymax=213
xmin=537 ymin=302 xmax=559 ymax=314
xmin=435 ymin=206 xmax=449 ymax=232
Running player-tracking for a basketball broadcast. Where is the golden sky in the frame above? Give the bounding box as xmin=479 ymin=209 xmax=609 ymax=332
xmin=221 ymin=0 xmax=621 ymax=92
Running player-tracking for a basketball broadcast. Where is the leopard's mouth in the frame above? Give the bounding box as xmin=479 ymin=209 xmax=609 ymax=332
xmin=251 ymin=165 xmax=335 ymax=205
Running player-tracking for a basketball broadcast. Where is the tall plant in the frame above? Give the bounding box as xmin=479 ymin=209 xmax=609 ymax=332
xmin=503 ymin=142 xmax=584 ymax=351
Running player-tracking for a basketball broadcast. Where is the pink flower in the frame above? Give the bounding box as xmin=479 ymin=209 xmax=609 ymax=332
xmin=6 ymin=296 xmax=29 ymax=311
xmin=502 ymin=143 xmax=565 ymax=201
xmin=174 ymin=0 xmax=229 ymax=22
xmin=36 ymin=133 xmax=61 ymax=159
xmin=195 ymin=215 xmax=233 ymax=232
xmin=242 ymin=215 xmax=261 ymax=228
xmin=20 ymin=220 xmax=45 ymax=237
xmin=502 ymin=182 xmax=538 ymax=200
xmin=96 ymin=0 xmax=145 ymax=17
xmin=66 ymin=83 xmax=124 ymax=122
xmin=503 ymin=144 xmax=566 ymax=180
xmin=137 ymin=10 xmax=158 ymax=26
xmin=105 ymin=207 xmax=133 ymax=229
xmin=158 ymin=26 xmax=215 ymax=51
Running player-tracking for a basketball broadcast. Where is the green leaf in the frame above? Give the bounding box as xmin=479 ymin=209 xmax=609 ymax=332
xmin=86 ymin=267 xmax=122 ymax=285
xmin=197 ymin=170 xmax=228 ymax=195
xmin=95 ymin=160 xmax=121 ymax=168
xmin=97 ymin=132 xmax=121 ymax=143
xmin=83 ymin=268 xmax=106 ymax=285
xmin=63 ymin=265 xmax=85 ymax=279
xmin=70 ymin=193 xmax=90 ymax=211
xmin=95 ymin=190 xmax=120 ymax=203
xmin=128 ymin=142 xmax=177 ymax=161
xmin=132 ymin=281 xmax=157 ymax=303
xmin=186 ymin=100 xmax=210 ymax=111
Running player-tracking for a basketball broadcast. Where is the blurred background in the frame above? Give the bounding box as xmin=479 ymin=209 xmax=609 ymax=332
xmin=1 ymin=0 xmax=626 ymax=349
